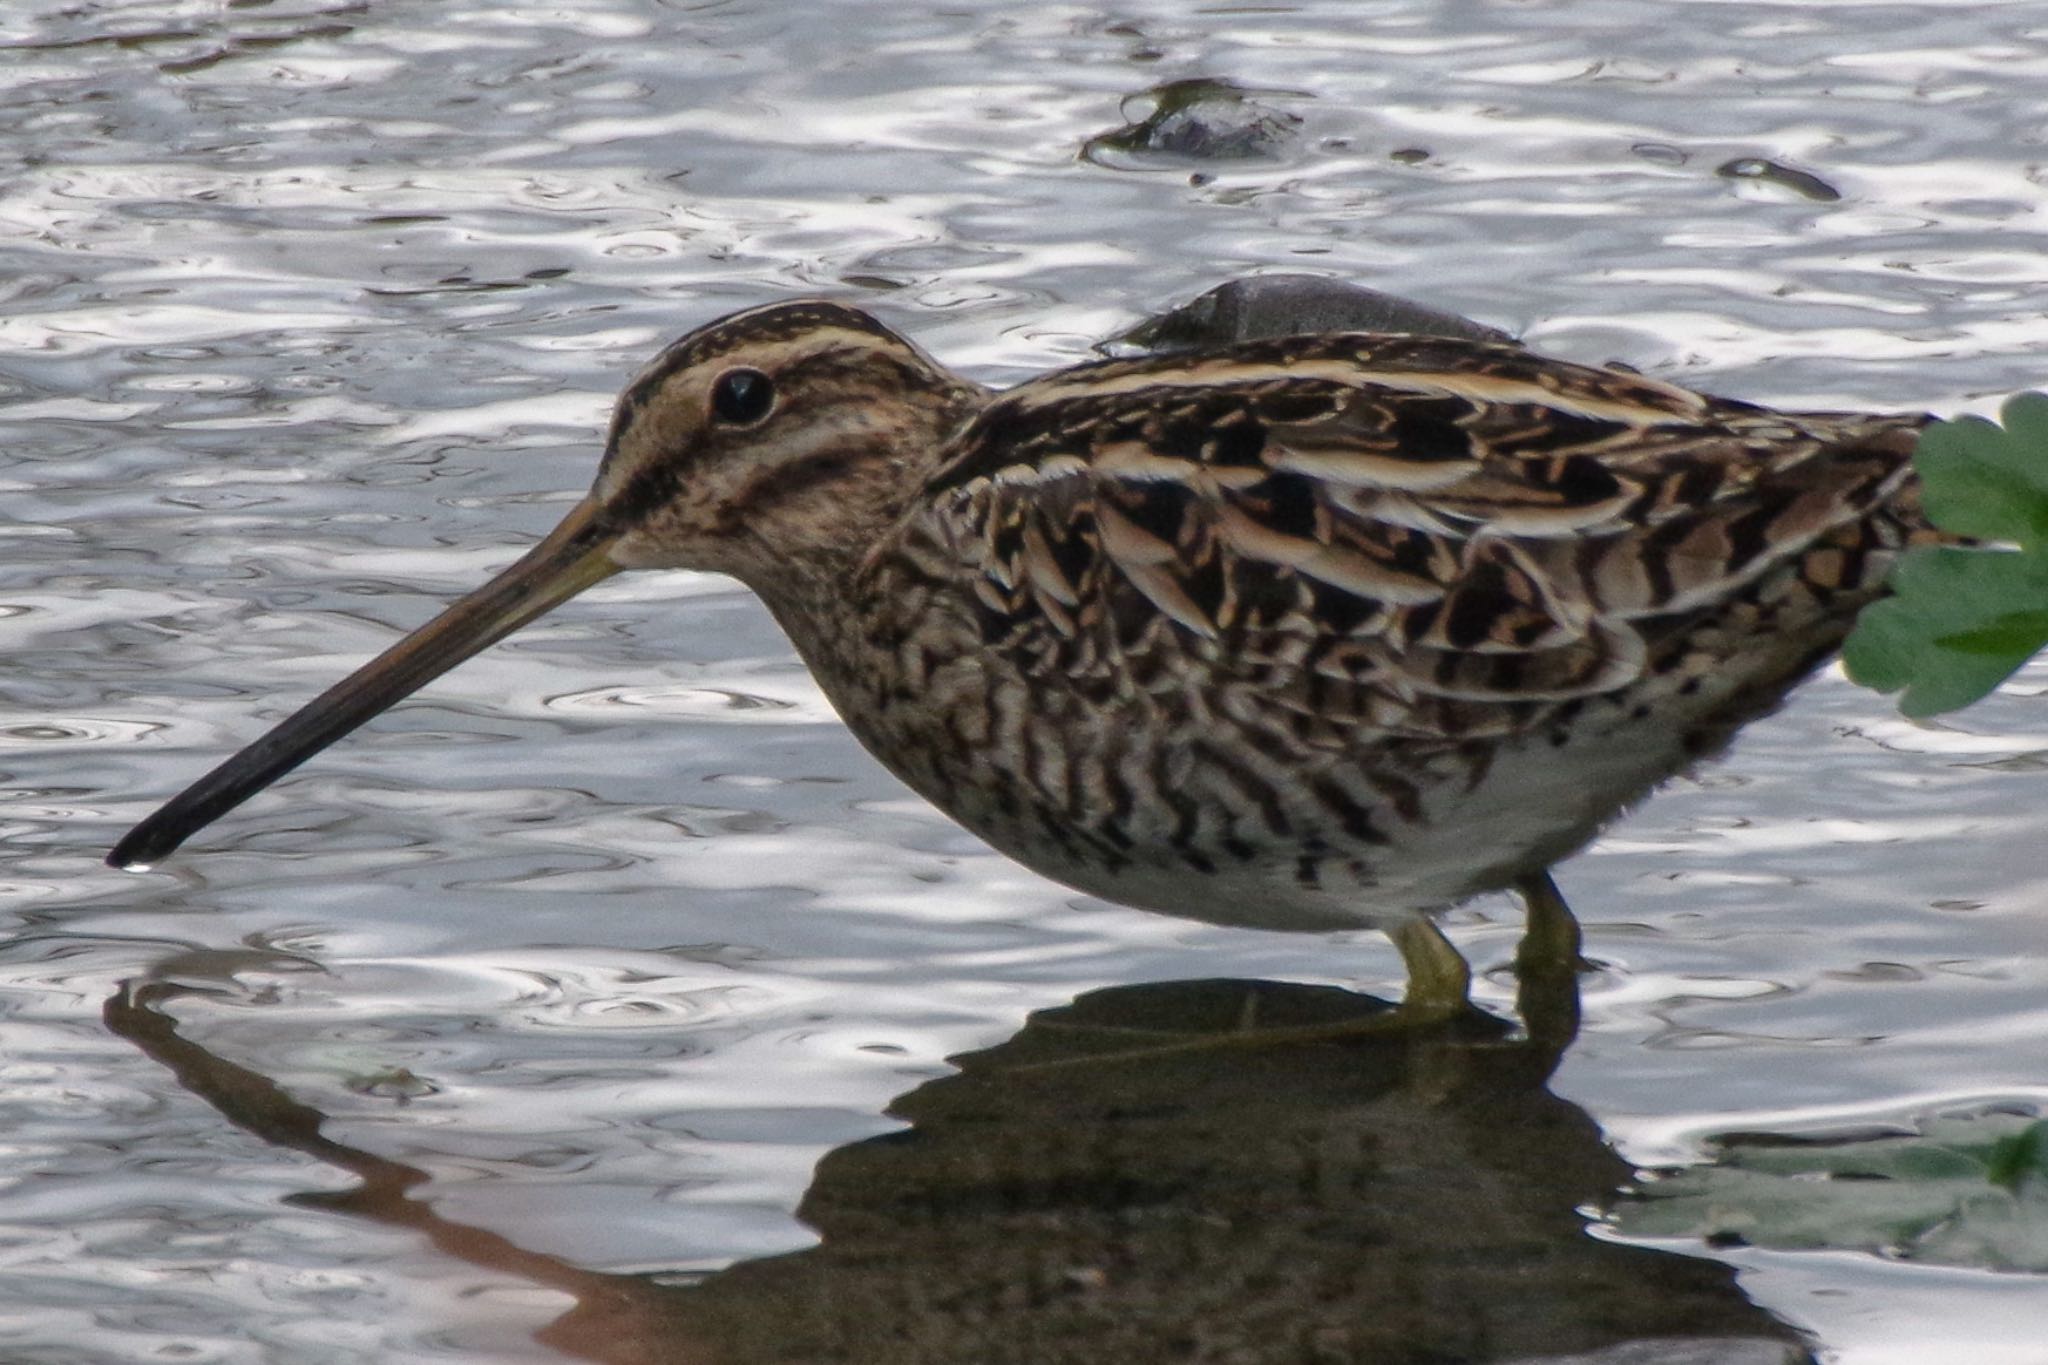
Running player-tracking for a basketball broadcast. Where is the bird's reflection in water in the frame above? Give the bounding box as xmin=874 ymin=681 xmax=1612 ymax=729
xmin=106 ymin=969 xmax=1810 ymax=1365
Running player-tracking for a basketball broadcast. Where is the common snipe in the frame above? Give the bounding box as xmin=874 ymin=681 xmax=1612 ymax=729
xmin=109 ymin=300 xmax=1932 ymax=1021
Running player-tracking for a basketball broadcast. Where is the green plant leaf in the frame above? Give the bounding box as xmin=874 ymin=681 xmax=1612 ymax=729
xmin=1916 ymin=394 xmax=2048 ymax=547
xmin=1845 ymin=395 xmax=2048 ymax=716
xmin=1844 ymin=546 xmax=2048 ymax=715
xmin=1999 ymin=391 xmax=2048 ymax=470
xmin=1936 ymin=611 xmax=2048 ymax=657
xmin=1613 ymin=1110 xmax=2048 ymax=1272
xmin=1985 ymin=1119 xmax=2048 ymax=1193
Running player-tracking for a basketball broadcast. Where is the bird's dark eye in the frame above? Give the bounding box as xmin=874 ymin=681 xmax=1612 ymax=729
xmin=710 ymin=368 xmax=775 ymax=425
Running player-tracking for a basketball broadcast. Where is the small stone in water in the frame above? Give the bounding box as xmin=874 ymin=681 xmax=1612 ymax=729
xmin=1716 ymin=156 xmax=1842 ymax=202
xmin=1086 ymin=77 xmax=1303 ymax=163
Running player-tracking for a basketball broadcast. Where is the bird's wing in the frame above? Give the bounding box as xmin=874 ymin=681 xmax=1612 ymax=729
xmin=910 ymin=334 xmax=1924 ymax=739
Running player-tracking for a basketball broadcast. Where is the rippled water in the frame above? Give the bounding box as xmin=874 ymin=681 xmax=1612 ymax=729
xmin=5 ymin=1 xmax=2048 ymax=1361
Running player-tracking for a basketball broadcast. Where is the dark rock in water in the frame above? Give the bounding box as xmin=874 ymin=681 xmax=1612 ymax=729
xmin=1107 ymin=274 xmax=1517 ymax=355
xmin=1716 ymin=157 xmax=1842 ymax=203
xmin=1085 ymin=77 xmax=1302 ymax=163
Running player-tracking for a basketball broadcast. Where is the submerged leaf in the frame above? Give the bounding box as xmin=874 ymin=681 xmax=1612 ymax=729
xmin=1614 ymin=1110 xmax=2048 ymax=1273
xmin=1986 ymin=1119 xmax=2048 ymax=1193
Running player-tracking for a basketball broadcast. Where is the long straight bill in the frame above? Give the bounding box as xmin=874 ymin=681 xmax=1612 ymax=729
xmin=108 ymin=498 xmax=621 ymax=869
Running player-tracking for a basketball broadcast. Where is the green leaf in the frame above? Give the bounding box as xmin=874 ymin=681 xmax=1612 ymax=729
xmin=1843 ymin=546 xmax=2048 ymax=716
xmin=2000 ymin=391 xmax=2048 ymax=469
xmin=1919 ymin=429 xmax=2048 ymax=547
xmin=1936 ymin=611 xmax=2048 ymax=657
xmin=1985 ymin=1120 xmax=2048 ymax=1193
xmin=1845 ymin=395 xmax=2048 ymax=716
xmin=1916 ymin=398 xmax=2048 ymax=547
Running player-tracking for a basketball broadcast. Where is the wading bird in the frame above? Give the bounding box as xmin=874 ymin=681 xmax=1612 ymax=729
xmin=109 ymin=299 xmax=1930 ymax=1025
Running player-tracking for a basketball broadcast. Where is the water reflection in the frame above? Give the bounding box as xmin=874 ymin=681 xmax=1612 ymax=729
xmin=109 ymin=974 xmax=1808 ymax=1365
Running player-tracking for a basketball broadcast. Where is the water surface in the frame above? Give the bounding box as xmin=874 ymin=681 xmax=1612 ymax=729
xmin=4 ymin=1 xmax=2047 ymax=1360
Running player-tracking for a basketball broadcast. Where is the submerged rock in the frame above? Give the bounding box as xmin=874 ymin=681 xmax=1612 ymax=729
xmin=1107 ymin=273 xmax=1516 ymax=355
xmin=1085 ymin=77 xmax=1302 ymax=163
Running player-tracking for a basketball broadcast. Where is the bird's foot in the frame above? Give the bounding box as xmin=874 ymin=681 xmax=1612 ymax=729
xmin=1008 ymin=920 xmax=1487 ymax=1075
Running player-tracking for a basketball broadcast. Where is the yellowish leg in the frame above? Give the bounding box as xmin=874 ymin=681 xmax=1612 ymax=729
xmin=1388 ymin=916 xmax=1473 ymax=1026
xmin=1514 ymin=869 xmax=1584 ymax=977
xmin=1512 ymin=869 xmax=1585 ymax=1052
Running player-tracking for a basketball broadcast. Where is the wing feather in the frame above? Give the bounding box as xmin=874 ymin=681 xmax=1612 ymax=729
xmin=910 ymin=333 xmax=1926 ymax=739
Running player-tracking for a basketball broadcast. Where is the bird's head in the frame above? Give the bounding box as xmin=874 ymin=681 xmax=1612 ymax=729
xmin=594 ymin=299 xmax=986 ymax=581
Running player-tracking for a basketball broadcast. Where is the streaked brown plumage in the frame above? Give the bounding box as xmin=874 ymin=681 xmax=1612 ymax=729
xmin=109 ymin=299 xmax=1934 ymax=1018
